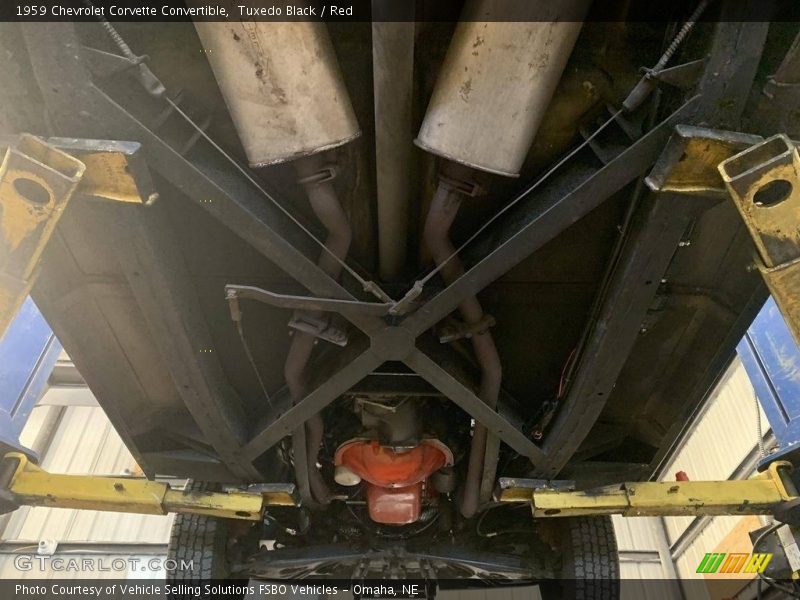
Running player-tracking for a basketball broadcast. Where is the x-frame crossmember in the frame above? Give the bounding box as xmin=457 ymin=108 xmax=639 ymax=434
xmin=235 ymin=98 xmax=701 ymax=477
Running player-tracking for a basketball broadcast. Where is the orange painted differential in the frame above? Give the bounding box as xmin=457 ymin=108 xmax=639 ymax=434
xmin=335 ymin=439 xmax=451 ymax=524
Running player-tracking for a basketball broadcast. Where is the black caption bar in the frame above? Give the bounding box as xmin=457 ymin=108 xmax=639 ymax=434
xmin=5 ymin=578 xmax=763 ymax=599
xmin=1 ymin=0 xmax=797 ymax=23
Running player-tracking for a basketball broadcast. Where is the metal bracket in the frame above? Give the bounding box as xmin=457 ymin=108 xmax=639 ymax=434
xmin=297 ymin=165 xmax=337 ymax=186
xmin=494 ymin=477 xmax=576 ymax=503
xmin=719 ymin=134 xmax=800 ymax=345
xmin=651 ymin=58 xmax=708 ymax=90
xmin=0 ymin=134 xmax=159 ymax=338
xmin=289 ymin=312 xmax=348 ymax=347
xmin=622 ymin=59 xmax=707 ymax=114
xmin=83 ymin=46 xmax=142 ymax=78
xmin=0 ymin=135 xmax=85 ymax=337
xmin=438 ymin=173 xmax=483 ymax=198
xmin=389 ymin=280 xmax=424 ymax=316
xmin=225 ymin=283 xmax=401 ymax=347
xmin=720 ymin=134 xmax=800 ymax=266
xmin=48 ymin=137 xmax=158 ymax=205
xmin=225 ymin=282 xmax=410 ymax=348
xmin=646 ymin=124 xmax=764 ymax=197
xmin=225 ymin=284 xmax=392 ymax=318
xmin=233 ymin=483 xmax=299 ymax=507
xmin=81 ymin=45 xmax=165 ymax=99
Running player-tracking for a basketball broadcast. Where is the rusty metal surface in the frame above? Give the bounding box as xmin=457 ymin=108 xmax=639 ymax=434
xmin=720 ymin=134 xmax=800 ymax=345
xmin=515 ymin=462 xmax=796 ymax=520
xmin=415 ymin=0 xmax=591 ymax=177
xmin=9 ymin=17 xmax=777 ymax=507
xmin=720 ymin=134 xmax=800 ymax=267
xmin=0 ymin=452 xmax=282 ymax=520
xmin=47 ymin=137 xmax=157 ymax=204
xmin=0 ymin=135 xmax=85 ymax=338
xmin=646 ymin=125 xmax=764 ymax=197
xmin=192 ymin=21 xmax=361 ymax=167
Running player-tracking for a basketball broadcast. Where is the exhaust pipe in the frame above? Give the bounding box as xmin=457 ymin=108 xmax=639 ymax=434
xmin=284 ymin=155 xmax=352 ymax=506
xmin=417 ymin=0 xmax=589 ymax=516
xmin=423 ymin=165 xmax=502 ymax=518
xmin=194 ymin=21 xmax=360 ymax=504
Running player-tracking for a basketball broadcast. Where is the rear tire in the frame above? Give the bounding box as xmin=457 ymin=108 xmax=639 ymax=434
xmin=541 ymin=516 xmax=620 ymax=600
xmin=167 ymin=481 xmax=243 ymax=599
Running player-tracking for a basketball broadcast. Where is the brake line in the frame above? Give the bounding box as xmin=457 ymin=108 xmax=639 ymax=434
xmin=235 ymin=313 xmax=273 ymax=408
xmin=753 ymin=522 xmax=800 ymax=599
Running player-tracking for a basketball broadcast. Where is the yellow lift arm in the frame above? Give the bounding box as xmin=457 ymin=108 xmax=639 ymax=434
xmin=0 ymin=134 xmax=157 ymax=338
xmin=0 ymin=452 xmax=798 ymax=524
xmin=0 ymin=453 xmax=296 ymax=521
xmin=496 ymin=462 xmax=800 ymax=521
xmin=0 ymin=136 xmax=84 ymax=335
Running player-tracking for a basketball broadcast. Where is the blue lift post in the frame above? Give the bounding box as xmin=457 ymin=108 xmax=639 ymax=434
xmin=737 ymin=297 xmax=800 ymax=464
xmin=0 ymin=297 xmax=61 ymax=458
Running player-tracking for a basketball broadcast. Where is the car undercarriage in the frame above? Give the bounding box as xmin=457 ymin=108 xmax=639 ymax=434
xmin=3 ymin=0 xmax=800 ymax=594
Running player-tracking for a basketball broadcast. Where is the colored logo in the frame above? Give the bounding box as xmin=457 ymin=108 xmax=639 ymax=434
xmin=696 ymin=552 xmax=773 ymax=574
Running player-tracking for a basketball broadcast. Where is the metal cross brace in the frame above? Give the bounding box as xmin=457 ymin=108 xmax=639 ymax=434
xmin=239 ymin=98 xmax=701 ymax=470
